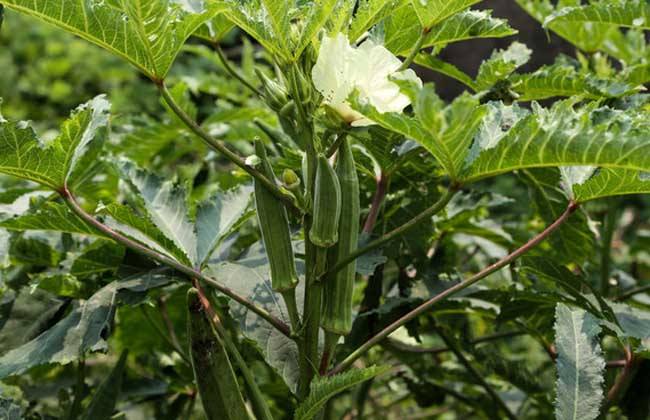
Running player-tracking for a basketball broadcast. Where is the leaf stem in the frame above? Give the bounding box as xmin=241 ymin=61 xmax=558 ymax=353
xmin=435 ymin=328 xmax=518 ymax=420
xmin=600 ymin=204 xmax=618 ymax=296
xmin=329 ymin=201 xmax=579 ymax=375
xmin=385 ymin=330 xmax=527 ymax=354
xmin=397 ymin=27 xmax=429 ymax=72
xmin=157 ymin=82 xmax=299 ymax=213
xmin=60 ymin=187 xmax=291 ymax=337
xmin=362 ymin=172 xmax=389 ymax=234
xmin=615 ymin=284 xmax=650 ymax=301
xmin=325 ymin=186 xmax=459 ymax=279
xmin=214 ymin=44 xmax=263 ymax=97
xmin=605 ymin=345 xmax=637 ymax=408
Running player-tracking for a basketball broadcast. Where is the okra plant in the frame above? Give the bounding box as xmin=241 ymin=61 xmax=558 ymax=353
xmin=1 ymin=0 xmax=650 ymax=418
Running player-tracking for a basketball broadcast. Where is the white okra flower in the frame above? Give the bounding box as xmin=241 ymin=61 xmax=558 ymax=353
xmin=312 ymin=33 xmax=422 ymax=127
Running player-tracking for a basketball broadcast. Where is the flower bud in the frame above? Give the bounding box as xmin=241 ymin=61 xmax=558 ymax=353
xmin=256 ymin=69 xmax=289 ymax=111
xmin=282 ymin=169 xmax=301 ymax=189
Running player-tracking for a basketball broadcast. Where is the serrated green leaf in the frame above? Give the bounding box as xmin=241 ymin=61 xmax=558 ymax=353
xmin=99 ymin=202 xmax=188 ymax=263
xmin=385 ymin=7 xmax=517 ymax=56
xmin=2 ymin=0 xmax=226 ymax=79
xmin=80 ymin=349 xmax=128 ymax=420
xmin=294 ymin=0 xmax=337 ymax=59
xmin=33 ymin=273 xmax=86 ymax=298
xmin=351 ymin=87 xmax=485 ymax=179
xmin=195 ymin=185 xmax=253 ymax=266
xmin=294 ymin=365 xmax=389 ymax=420
xmin=463 ymin=100 xmax=650 ymax=185
xmin=516 ymin=0 xmax=644 ymax=63
xmin=554 ymin=303 xmax=605 ymax=420
xmin=206 ymin=243 xmax=304 ymax=393
xmin=409 ymin=0 xmax=481 ymax=28
xmin=71 ymin=241 xmax=125 ymax=277
xmin=414 ymin=54 xmax=477 ymax=90
xmin=545 ymin=1 xmax=650 ymax=31
xmin=349 ymin=0 xmax=397 ymax=42
xmin=573 ymin=169 xmax=650 ymax=202
xmin=118 ymin=160 xmax=197 ymax=265
xmin=512 ymin=62 xmax=638 ymax=101
xmin=0 ymin=270 xmax=174 ymax=378
xmin=193 ymin=14 xmax=235 ymax=42
xmin=475 ymin=42 xmax=531 ymax=91
xmin=520 ymin=169 xmax=595 ymax=264
xmin=0 ymin=202 xmax=101 ymax=237
xmin=0 ymin=95 xmax=109 ymax=190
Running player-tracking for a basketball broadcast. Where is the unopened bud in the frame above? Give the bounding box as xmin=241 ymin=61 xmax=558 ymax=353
xmin=282 ymin=169 xmax=301 ymax=189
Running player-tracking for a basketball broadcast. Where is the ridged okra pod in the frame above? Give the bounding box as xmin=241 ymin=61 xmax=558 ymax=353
xmin=187 ymin=289 xmax=250 ymax=420
xmin=309 ymin=154 xmax=342 ymax=248
xmin=322 ymin=140 xmax=359 ymax=334
xmin=253 ymin=141 xmax=299 ymax=292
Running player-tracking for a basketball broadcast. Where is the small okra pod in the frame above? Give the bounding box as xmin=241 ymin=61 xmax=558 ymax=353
xmin=309 ymin=154 xmax=342 ymax=248
xmin=253 ymin=141 xmax=299 ymax=292
xmin=322 ymin=140 xmax=360 ymax=334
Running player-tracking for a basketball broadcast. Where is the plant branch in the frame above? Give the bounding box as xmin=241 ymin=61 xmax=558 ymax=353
xmin=397 ymin=27 xmax=429 ymax=72
xmin=363 ymin=172 xmax=389 ymax=234
xmin=60 ymin=187 xmax=291 ymax=338
xmin=385 ymin=330 xmax=527 ymax=354
xmin=329 ymin=200 xmax=579 ymax=375
xmin=157 ymin=82 xmax=299 ymax=213
xmin=214 ymin=44 xmax=263 ymax=97
xmin=325 ymin=186 xmax=459 ymax=279
xmin=435 ymin=328 xmax=518 ymax=420
xmin=615 ymin=284 xmax=650 ymax=301
xmin=606 ymin=345 xmax=637 ymax=408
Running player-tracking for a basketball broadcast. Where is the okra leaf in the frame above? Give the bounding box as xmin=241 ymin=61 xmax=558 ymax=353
xmin=193 ymin=14 xmax=235 ymax=43
xmin=206 ymin=243 xmax=305 ymax=393
xmin=0 ymin=95 xmax=109 ymax=191
xmin=0 ymin=202 xmax=104 ymax=237
xmin=516 ymin=0 xmax=643 ymax=64
xmin=462 ymin=100 xmax=650 ymax=186
xmin=544 ymin=1 xmax=650 ymax=31
xmin=195 ymin=185 xmax=253 ymax=266
xmin=0 ymin=395 xmax=23 ymax=420
xmin=554 ymin=303 xmax=605 ymax=420
xmin=294 ymin=365 xmax=390 ymax=420
xmin=0 ymin=270 xmax=174 ymax=378
xmin=118 ymin=160 xmax=198 ymax=265
xmin=80 ymin=349 xmax=128 ymax=420
xmin=475 ymin=42 xmax=531 ymax=91
xmin=385 ymin=6 xmax=517 ymax=56
xmin=409 ymin=0 xmax=481 ymax=28
xmin=351 ymin=87 xmax=485 ymax=179
xmin=1 ymin=0 xmax=226 ymax=80
xmin=520 ymin=169 xmax=595 ymax=265
xmin=349 ymin=0 xmax=396 ymax=42
xmin=572 ymin=169 xmax=650 ymax=203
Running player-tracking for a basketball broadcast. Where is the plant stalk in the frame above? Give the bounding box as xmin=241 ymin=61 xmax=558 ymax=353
xmin=329 ymin=201 xmax=579 ymax=375
xmin=158 ymin=82 xmax=299 ymax=213
xmin=60 ymin=187 xmax=291 ymax=338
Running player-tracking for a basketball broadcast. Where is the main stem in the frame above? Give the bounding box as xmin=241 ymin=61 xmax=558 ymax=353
xmin=329 ymin=201 xmax=579 ymax=375
xmin=60 ymin=187 xmax=291 ymax=337
xmin=157 ymin=82 xmax=299 ymax=213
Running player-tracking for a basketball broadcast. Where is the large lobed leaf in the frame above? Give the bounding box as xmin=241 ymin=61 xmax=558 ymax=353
xmin=1 ymin=0 xmax=226 ymax=80
xmin=463 ymin=100 xmax=650 ymax=189
xmin=0 ymin=270 xmax=174 ymax=378
xmin=554 ymin=303 xmax=605 ymax=420
xmin=0 ymin=95 xmax=109 ymax=191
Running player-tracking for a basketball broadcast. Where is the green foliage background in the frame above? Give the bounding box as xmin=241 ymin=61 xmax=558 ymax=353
xmin=0 ymin=1 xmax=650 ymax=419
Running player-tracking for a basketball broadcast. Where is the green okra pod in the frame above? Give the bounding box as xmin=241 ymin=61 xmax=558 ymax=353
xmin=253 ymin=141 xmax=299 ymax=292
xmin=322 ymin=140 xmax=359 ymax=334
xmin=187 ymin=289 xmax=250 ymax=420
xmin=309 ymin=154 xmax=342 ymax=248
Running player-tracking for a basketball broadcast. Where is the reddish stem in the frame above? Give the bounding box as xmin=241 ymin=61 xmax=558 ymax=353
xmin=363 ymin=173 xmax=388 ymax=234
